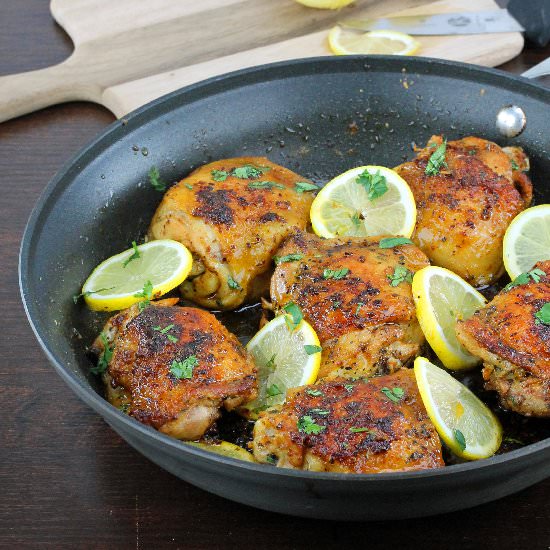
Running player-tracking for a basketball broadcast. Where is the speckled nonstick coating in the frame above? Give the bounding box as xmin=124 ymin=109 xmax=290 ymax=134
xmin=20 ymin=56 xmax=550 ymax=520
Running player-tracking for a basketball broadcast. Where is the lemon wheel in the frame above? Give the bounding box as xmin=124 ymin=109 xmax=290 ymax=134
xmin=186 ymin=441 xmax=255 ymax=462
xmin=328 ymin=27 xmax=420 ymax=56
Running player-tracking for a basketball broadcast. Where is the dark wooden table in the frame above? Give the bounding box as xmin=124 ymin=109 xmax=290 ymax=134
xmin=1 ymin=2 xmax=549 ymax=549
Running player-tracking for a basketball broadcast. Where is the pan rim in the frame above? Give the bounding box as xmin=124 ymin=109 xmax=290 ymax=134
xmin=19 ymin=54 xmax=550 ymax=482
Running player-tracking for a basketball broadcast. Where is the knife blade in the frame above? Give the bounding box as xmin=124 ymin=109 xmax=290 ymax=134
xmin=340 ymin=9 xmax=524 ymax=35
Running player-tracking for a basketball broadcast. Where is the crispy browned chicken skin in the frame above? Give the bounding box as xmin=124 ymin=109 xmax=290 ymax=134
xmin=395 ymin=136 xmax=532 ymax=286
xmin=456 ymin=261 xmax=550 ymax=417
xmin=92 ymin=299 xmax=257 ymax=439
xmin=270 ymin=230 xmax=429 ymax=379
xmin=252 ymin=369 xmax=444 ymax=473
xmin=148 ymin=157 xmax=314 ymax=310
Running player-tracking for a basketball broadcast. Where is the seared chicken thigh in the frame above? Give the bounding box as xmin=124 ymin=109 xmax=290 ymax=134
xmin=92 ymin=299 xmax=257 ymax=439
xmin=456 ymin=261 xmax=550 ymax=417
xmin=148 ymin=157 xmax=314 ymax=310
xmin=252 ymin=369 xmax=444 ymax=473
xmin=395 ymin=136 xmax=532 ymax=286
xmin=270 ymin=230 xmax=429 ymax=379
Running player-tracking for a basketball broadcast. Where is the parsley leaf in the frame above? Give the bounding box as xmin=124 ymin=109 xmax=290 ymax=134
xmin=323 ymin=267 xmax=349 ymax=280
xmin=355 ymin=302 xmax=364 ymax=315
xmin=247 ymin=180 xmax=285 ymax=190
xmin=344 ymin=384 xmax=354 ymax=393
xmin=211 ymin=169 xmax=228 ymax=182
xmin=381 ymin=386 xmax=405 ymax=403
xmin=123 ymin=241 xmax=141 ymax=268
xmin=351 ymin=212 xmax=361 ymax=229
xmin=266 ymin=384 xmax=283 ymax=397
xmin=153 ymin=324 xmax=178 ymax=343
xmin=387 ymin=265 xmax=414 ymax=287
xmin=356 ymin=169 xmax=388 ymax=201
xmin=265 ymin=354 xmax=277 ymax=370
xmin=349 ymin=427 xmax=375 ymax=434
xmin=454 ymin=428 xmax=467 ymax=451
xmin=295 ymin=181 xmax=319 ymax=194
xmin=283 ymin=302 xmax=303 ymax=331
xmin=304 ymin=345 xmax=322 ymax=355
xmin=379 ymin=237 xmax=414 ymax=249
xmin=305 ymin=388 xmax=324 ymax=397
xmin=511 ymin=159 xmax=520 ymax=171
xmin=170 ymin=355 xmax=199 ymax=379
xmin=535 ymin=303 xmax=550 ymax=326
xmin=91 ymin=332 xmax=113 ymax=375
xmin=425 ymin=139 xmax=448 ymax=176
xmin=274 ymin=253 xmax=303 ymax=265
xmin=297 ymin=415 xmax=326 ymax=435
xmin=134 ymin=280 xmax=153 ymax=311
xmin=73 ymin=287 xmax=114 ymax=304
xmin=232 ymin=164 xmax=269 ymax=179
xmin=504 ymin=268 xmax=546 ymax=291
xmin=184 ymin=183 xmax=193 ymax=190
xmin=227 ymin=276 xmax=241 ymax=290
xmin=149 ymin=166 xmax=167 ymax=192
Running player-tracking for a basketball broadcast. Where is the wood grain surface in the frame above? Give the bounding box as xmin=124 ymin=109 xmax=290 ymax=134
xmin=0 ymin=0 xmax=523 ymax=121
xmin=0 ymin=1 xmax=549 ymax=549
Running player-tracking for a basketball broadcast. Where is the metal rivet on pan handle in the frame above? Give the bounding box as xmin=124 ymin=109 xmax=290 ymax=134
xmin=496 ymin=105 xmax=526 ymax=138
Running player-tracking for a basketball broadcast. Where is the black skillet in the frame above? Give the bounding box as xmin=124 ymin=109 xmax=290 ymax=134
xmin=19 ymin=56 xmax=550 ymax=520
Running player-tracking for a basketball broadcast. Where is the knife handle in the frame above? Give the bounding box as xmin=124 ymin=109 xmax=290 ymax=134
xmin=0 ymin=59 xmax=92 ymax=123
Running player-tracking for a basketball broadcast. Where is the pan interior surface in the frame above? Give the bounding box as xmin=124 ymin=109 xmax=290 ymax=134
xmin=20 ymin=56 xmax=550 ymax=519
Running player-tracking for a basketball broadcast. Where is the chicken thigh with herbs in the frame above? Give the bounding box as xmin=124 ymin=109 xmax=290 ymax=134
xmin=395 ymin=136 xmax=532 ymax=286
xmin=269 ymin=230 xmax=429 ymax=379
xmin=92 ymin=299 xmax=257 ymax=439
xmin=148 ymin=157 xmax=315 ymax=310
xmin=252 ymin=369 xmax=444 ymax=472
xmin=456 ymin=261 xmax=550 ymax=417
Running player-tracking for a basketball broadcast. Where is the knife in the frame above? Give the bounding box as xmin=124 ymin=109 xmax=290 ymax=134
xmin=340 ymin=9 xmax=524 ymax=35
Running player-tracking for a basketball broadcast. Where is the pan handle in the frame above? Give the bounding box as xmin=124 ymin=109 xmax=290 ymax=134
xmin=0 ymin=60 xmax=94 ymax=123
xmin=521 ymin=57 xmax=550 ymax=79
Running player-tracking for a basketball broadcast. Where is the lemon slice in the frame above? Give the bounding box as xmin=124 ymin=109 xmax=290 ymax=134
xmin=310 ymin=165 xmax=416 ymax=238
xmin=503 ymin=204 xmax=550 ymax=279
xmin=414 ymin=357 xmax=502 ymax=460
xmin=81 ymin=239 xmax=192 ymax=311
xmin=186 ymin=441 xmax=255 ymax=462
xmin=328 ymin=27 xmax=420 ymax=56
xmin=295 ymin=0 xmax=354 ymax=7
xmin=241 ymin=313 xmax=321 ymax=418
xmin=412 ymin=266 xmax=486 ymax=371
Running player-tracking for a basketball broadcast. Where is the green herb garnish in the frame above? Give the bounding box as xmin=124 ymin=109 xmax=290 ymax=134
xmin=266 ymin=454 xmax=278 ymax=464
xmin=91 ymin=332 xmax=113 ymax=375
xmin=297 ymin=415 xmax=326 ymax=435
xmin=149 ymin=166 xmax=167 ymax=191
xmin=265 ymin=354 xmax=277 ymax=370
xmin=134 ymin=280 xmax=153 ymax=311
xmin=73 ymin=287 xmax=115 ymax=304
xmin=344 ymin=384 xmax=354 ymax=393
xmin=123 ymin=241 xmax=141 ymax=268
xmin=247 ymin=180 xmax=285 ymax=190
xmin=379 ymin=237 xmax=414 ymax=249
xmin=304 ymin=345 xmax=322 ymax=355
xmin=309 ymin=408 xmax=330 ymax=416
xmin=351 ymin=212 xmax=361 ymax=229
xmin=425 ymin=139 xmax=447 ymax=176
xmin=504 ymin=268 xmax=546 ymax=291
xmin=535 ymin=303 xmax=550 ymax=326
xmin=274 ymin=253 xmax=303 ymax=265
xmin=211 ymin=169 xmax=228 ymax=182
xmin=184 ymin=183 xmax=194 ymax=190
xmin=153 ymin=324 xmax=178 ymax=343
xmin=511 ymin=159 xmax=520 ymax=171
xmin=387 ymin=265 xmax=414 ymax=287
xmin=232 ymin=164 xmax=269 ymax=179
xmin=305 ymin=388 xmax=324 ymax=397
xmin=266 ymin=383 xmax=283 ymax=397
xmin=454 ymin=428 xmax=467 ymax=451
xmin=381 ymin=386 xmax=405 ymax=403
xmin=349 ymin=427 xmax=375 ymax=434
xmin=355 ymin=302 xmax=364 ymax=315
xmin=227 ymin=276 xmax=241 ymax=290
xmin=295 ymin=181 xmax=319 ymax=194
xmin=323 ymin=267 xmax=349 ymax=280
xmin=356 ymin=169 xmax=388 ymax=201
xmin=170 ymin=355 xmax=199 ymax=379
xmin=283 ymin=302 xmax=303 ymax=331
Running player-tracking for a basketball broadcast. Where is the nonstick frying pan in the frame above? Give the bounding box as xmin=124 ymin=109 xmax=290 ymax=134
xmin=19 ymin=56 xmax=550 ymax=521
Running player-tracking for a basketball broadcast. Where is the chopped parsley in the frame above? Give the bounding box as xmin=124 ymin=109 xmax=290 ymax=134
xmin=122 ymin=241 xmax=141 ymax=268
xmin=170 ymin=355 xmax=199 ymax=379
xmin=323 ymin=267 xmax=349 ymax=280
xmin=511 ymin=159 xmax=520 ymax=170
xmin=355 ymin=302 xmax=364 ymax=315
xmin=118 ymin=403 xmax=130 ymax=414
xmin=134 ymin=280 xmax=153 ymax=311
xmin=184 ymin=183 xmax=194 ymax=190
xmin=503 ymin=436 xmax=525 ymax=446
xmin=349 ymin=427 xmax=375 ymax=434
xmin=266 ymin=384 xmax=283 ymax=397
xmin=309 ymin=408 xmax=330 ymax=416
xmin=153 ymin=324 xmax=178 ymax=343
xmin=91 ymin=332 xmax=113 ymax=375
xmin=387 ymin=265 xmax=414 ymax=287
xmin=227 ymin=276 xmax=241 ymax=290
xmin=149 ymin=166 xmax=167 ymax=191
xmin=504 ymin=268 xmax=545 ymax=291
xmin=211 ymin=169 xmax=228 ymax=182
xmin=356 ymin=169 xmax=388 ymax=201
xmin=283 ymin=302 xmax=303 ymax=331
xmin=381 ymin=386 xmax=405 ymax=403
xmin=351 ymin=212 xmax=361 ymax=229
xmin=274 ymin=253 xmax=303 ymax=265
xmin=266 ymin=454 xmax=278 ymax=464
xmin=344 ymin=384 xmax=354 ymax=393
xmin=297 ymin=415 xmax=326 ymax=435
xmin=454 ymin=428 xmax=467 ymax=451
xmin=265 ymin=354 xmax=277 ymax=370
xmin=305 ymin=388 xmax=324 ymax=397
xmin=247 ymin=180 xmax=285 ymax=190
xmin=425 ymin=139 xmax=447 ymax=176
xmin=304 ymin=345 xmax=322 ymax=355
xmin=379 ymin=237 xmax=414 ymax=249
xmin=232 ymin=164 xmax=270 ymax=179
xmin=535 ymin=303 xmax=550 ymax=326
xmin=73 ymin=287 xmax=114 ymax=304
xmin=295 ymin=181 xmax=319 ymax=194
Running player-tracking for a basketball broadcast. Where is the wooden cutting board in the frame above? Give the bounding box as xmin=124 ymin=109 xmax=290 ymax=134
xmin=0 ymin=0 xmax=523 ymax=122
